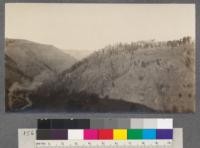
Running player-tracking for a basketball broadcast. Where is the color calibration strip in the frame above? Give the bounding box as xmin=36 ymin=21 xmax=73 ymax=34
xmin=36 ymin=129 xmax=173 ymax=140
xmin=38 ymin=118 xmax=173 ymax=129
xmin=18 ymin=128 xmax=183 ymax=148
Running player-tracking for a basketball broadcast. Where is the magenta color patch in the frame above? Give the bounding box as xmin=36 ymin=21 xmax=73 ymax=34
xmin=84 ymin=129 xmax=98 ymax=140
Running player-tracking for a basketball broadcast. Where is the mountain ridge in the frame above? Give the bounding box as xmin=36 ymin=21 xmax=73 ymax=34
xmin=5 ymin=38 xmax=77 ymax=110
xmin=5 ymin=37 xmax=195 ymax=112
xmin=59 ymin=39 xmax=195 ymax=112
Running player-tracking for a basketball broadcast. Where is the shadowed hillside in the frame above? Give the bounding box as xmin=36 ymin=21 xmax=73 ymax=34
xmin=28 ymin=87 xmax=157 ymax=113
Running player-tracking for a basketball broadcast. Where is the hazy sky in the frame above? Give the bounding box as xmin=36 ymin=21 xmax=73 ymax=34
xmin=6 ymin=4 xmax=195 ymax=50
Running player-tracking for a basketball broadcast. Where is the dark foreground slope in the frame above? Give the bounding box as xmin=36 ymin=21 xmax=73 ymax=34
xmin=28 ymin=88 xmax=157 ymax=113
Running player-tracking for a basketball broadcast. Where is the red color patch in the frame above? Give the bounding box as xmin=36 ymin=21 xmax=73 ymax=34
xmin=98 ymin=129 xmax=113 ymax=140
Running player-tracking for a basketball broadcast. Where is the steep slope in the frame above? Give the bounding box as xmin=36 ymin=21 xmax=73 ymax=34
xmin=5 ymin=55 xmax=33 ymax=110
xmin=5 ymin=39 xmax=77 ymax=77
xmin=5 ymin=54 xmax=32 ymax=87
xmin=61 ymin=42 xmax=195 ymax=112
xmin=5 ymin=39 xmax=77 ymax=111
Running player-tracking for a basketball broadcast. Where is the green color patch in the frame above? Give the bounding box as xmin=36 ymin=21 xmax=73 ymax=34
xmin=127 ymin=129 xmax=143 ymax=139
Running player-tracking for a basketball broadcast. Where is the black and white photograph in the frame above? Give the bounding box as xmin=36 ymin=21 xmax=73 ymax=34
xmin=5 ymin=3 xmax=195 ymax=113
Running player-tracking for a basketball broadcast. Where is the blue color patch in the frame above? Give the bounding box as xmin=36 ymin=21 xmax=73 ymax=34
xmin=142 ymin=129 xmax=156 ymax=139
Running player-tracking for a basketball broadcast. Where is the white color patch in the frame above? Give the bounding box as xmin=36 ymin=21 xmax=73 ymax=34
xmin=68 ymin=129 xmax=84 ymax=140
xmin=157 ymin=119 xmax=173 ymax=129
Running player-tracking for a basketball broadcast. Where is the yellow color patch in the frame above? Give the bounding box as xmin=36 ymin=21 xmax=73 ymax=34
xmin=113 ymin=129 xmax=127 ymax=140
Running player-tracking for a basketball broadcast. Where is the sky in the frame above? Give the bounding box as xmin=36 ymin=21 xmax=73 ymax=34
xmin=5 ymin=3 xmax=195 ymax=51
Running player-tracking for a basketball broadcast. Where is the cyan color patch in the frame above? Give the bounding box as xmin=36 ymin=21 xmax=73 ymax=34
xmin=142 ymin=129 xmax=156 ymax=139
